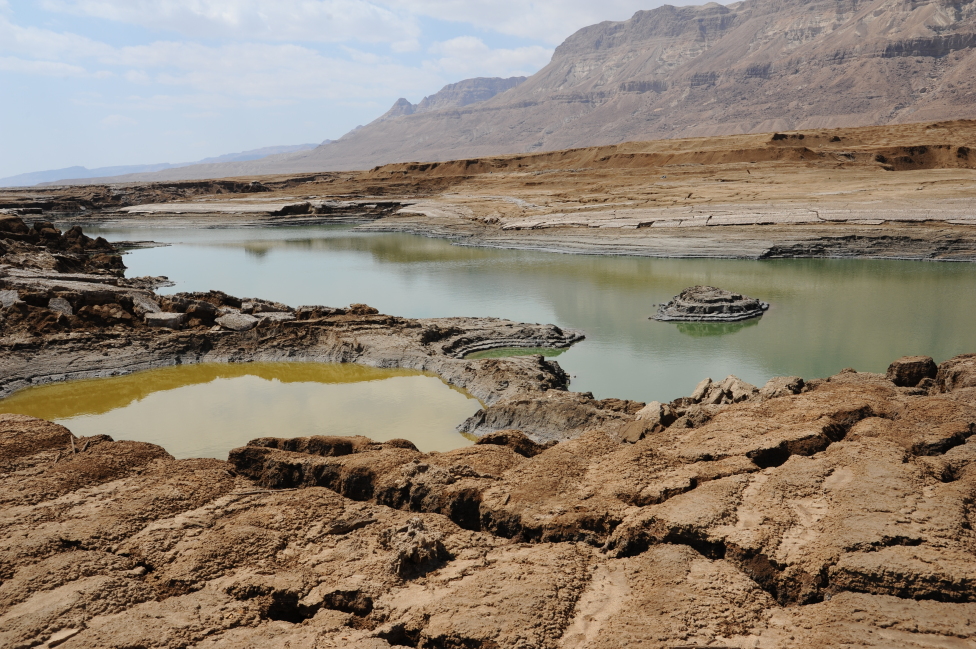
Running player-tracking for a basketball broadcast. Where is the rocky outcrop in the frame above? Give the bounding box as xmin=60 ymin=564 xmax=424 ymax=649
xmin=4 ymin=355 xmax=976 ymax=647
xmin=887 ymin=355 xmax=939 ymax=388
xmin=654 ymin=285 xmax=769 ymax=322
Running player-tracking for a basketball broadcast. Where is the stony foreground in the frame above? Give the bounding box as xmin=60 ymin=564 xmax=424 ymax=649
xmin=3 ymin=352 xmax=976 ymax=649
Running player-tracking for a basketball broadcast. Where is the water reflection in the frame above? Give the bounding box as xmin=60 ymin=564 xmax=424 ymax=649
xmin=0 ymin=362 xmax=482 ymax=458
xmin=673 ymin=318 xmax=762 ymax=338
xmin=86 ymin=224 xmax=976 ymax=403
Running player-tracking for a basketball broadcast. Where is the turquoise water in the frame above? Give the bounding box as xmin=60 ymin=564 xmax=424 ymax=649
xmin=92 ymin=224 xmax=976 ymax=404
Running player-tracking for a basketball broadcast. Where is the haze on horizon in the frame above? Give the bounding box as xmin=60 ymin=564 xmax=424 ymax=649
xmin=0 ymin=0 xmax=722 ymax=179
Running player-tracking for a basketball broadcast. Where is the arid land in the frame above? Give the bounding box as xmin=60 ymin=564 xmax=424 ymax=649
xmin=2 ymin=121 xmax=976 ymax=648
xmin=5 ymin=120 xmax=976 ymax=261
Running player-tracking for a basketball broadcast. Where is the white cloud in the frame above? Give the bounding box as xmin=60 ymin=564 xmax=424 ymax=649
xmin=100 ymin=114 xmax=138 ymax=126
xmin=0 ymin=56 xmax=87 ymax=77
xmin=377 ymin=0 xmax=689 ymax=45
xmin=104 ymin=42 xmax=443 ymax=101
xmin=427 ymin=37 xmax=552 ymax=78
xmin=0 ymin=15 xmax=111 ymax=60
xmin=40 ymin=0 xmax=420 ymax=44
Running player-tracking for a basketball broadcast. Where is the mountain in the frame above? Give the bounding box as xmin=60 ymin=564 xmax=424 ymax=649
xmin=0 ymin=144 xmax=319 ymax=188
xmin=43 ymin=0 xmax=976 ymax=182
xmin=376 ymin=76 xmax=527 ymax=121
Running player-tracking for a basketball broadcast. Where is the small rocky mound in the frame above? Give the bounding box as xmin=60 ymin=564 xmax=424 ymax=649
xmin=653 ymin=285 xmax=769 ymax=322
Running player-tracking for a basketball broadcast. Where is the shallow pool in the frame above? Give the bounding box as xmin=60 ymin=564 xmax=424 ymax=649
xmin=0 ymin=362 xmax=482 ymax=458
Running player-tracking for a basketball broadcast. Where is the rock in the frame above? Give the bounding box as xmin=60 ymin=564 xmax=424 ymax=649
xmin=684 ymin=374 xmax=758 ymax=406
xmin=379 ymin=517 xmax=451 ymax=579
xmin=81 ymin=303 xmax=132 ymax=324
xmin=615 ymin=401 xmax=676 ymax=443
xmin=45 ymin=627 xmax=83 ymax=647
xmin=887 ymin=355 xmax=938 ymax=387
xmin=759 ymin=375 xmax=805 ymax=399
xmin=0 ymin=215 xmax=30 ymax=235
xmin=129 ymin=293 xmax=161 ymax=316
xmin=47 ymin=297 xmax=73 ymax=316
xmin=256 ymin=311 xmax=296 ymax=323
xmin=0 ymin=289 xmax=22 ymax=308
xmin=184 ymin=300 xmax=217 ymax=320
xmin=459 ymin=390 xmax=643 ymax=444
xmin=936 ymin=354 xmax=976 ymax=393
xmin=474 ymin=429 xmax=552 ymax=457
xmin=215 ymin=313 xmax=258 ymax=331
xmin=689 ymin=377 xmax=712 ymax=401
xmin=653 ymin=285 xmax=769 ymax=322
xmin=348 ymin=303 xmax=379 ymax=316
xmin=144 ymin=312 xmax=186 ymax=329
xmin=241 ymin=299 xmax=293 ymax=314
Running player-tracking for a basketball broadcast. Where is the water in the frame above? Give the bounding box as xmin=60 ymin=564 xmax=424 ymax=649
xmin=89 ymin=224 xmax=976 ymax=404
xmin=0 ymin=363 xmax=482 ymax=457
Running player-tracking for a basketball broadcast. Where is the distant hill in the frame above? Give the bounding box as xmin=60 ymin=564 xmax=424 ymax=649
xmin=31 ymin=0 xmax=976 ymax=182
xmin=377 ymin=76 xmax=527 ymax=121
xmin=0 ymin=143 xmax=319 ymax=187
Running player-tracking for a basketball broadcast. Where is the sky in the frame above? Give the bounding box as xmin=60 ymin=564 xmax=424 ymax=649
xmin=0 ymin=1 xmax=710 ymax=178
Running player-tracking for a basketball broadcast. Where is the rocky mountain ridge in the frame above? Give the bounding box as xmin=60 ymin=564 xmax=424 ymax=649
xmin=60 ymin=0 xmax=976 ymax=183
xmin=376 ymin=76 xmax=527 ymax=121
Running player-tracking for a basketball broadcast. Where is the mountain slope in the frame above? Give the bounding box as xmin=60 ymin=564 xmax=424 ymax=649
xmin=5 ymin=144 xmax=319 ymax=188
xmin=377 ymin=76 xmax=527 ymax=121
xmin=63 ymin=0 xmax=976 ymax=182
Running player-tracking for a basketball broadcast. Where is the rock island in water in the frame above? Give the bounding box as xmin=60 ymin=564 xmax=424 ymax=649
xmin=653 ymin=285 xmax=770 ymax=322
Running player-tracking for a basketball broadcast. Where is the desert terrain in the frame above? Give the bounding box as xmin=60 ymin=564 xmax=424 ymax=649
xmin=1 ymin=118 xmax=976 ymax=648
xmin=6 ymin=119 xmax=976 ymax=260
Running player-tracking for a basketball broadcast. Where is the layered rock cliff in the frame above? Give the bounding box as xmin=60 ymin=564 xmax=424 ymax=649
xmin=71 ymin=0 xmax=976 ymax=182
xmin=310 ymin=0 xmax=976 ymax=169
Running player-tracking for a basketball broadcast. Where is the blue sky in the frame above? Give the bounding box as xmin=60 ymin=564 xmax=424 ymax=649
xmin=0 ymin=1 xmax=708 ymax=177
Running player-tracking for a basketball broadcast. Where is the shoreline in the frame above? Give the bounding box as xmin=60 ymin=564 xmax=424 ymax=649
xmin=355 ymin=215 xmax=976 ymax=262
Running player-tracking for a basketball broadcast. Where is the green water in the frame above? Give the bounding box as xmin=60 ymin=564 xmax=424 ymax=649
xmin=85 ymin=224 xmax=976 ymax=404
xmin=0 ymin=363 xmax=482 ymax=458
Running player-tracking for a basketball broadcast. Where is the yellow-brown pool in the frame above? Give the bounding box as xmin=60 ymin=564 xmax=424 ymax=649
xmin=0 ymin=362 xmax=483 ymax=458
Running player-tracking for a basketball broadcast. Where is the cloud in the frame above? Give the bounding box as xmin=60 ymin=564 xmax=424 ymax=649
xmin=427 ymin=37 xmax=552 ymax=78
xmin=106 ymin=42 xmax=444 ymax=101
xmin=100 ymin=114 xmax=138 ymax=126
xmin=39 ymin=0 xmax=420 ymax=44
xmin=0 ymin=56 xmax=87 ymax=77
xmin=0 ymin=15 xmax=111 ymax=60
xmin=377 ymin=0 xmax=691 ymax=45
